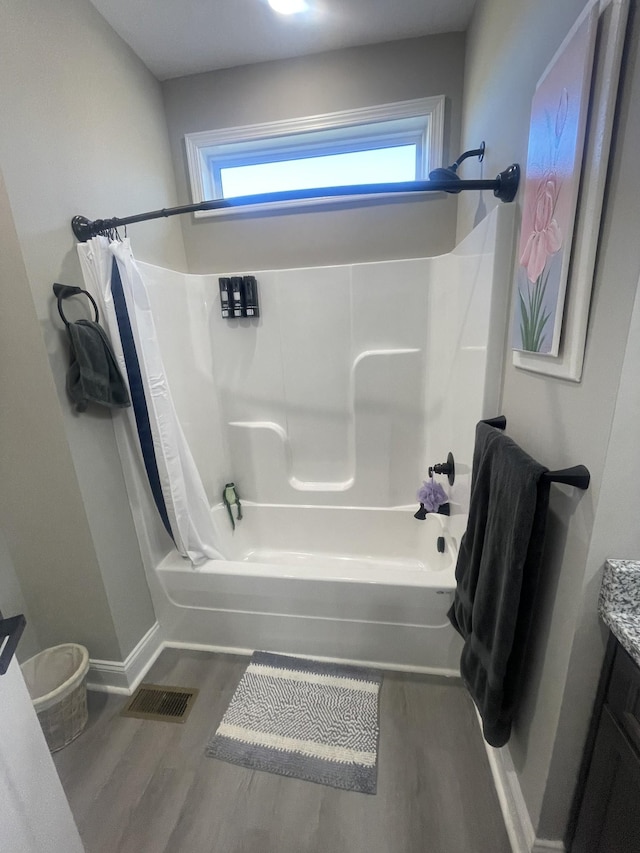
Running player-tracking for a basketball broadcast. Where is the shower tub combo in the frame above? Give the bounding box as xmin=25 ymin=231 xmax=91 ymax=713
xmin=118 ymin=207 xmax=514 ymax=676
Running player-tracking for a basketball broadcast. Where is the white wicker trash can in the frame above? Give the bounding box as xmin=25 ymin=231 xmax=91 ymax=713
xmin=21 ymin=643 xmax=90 ymax=752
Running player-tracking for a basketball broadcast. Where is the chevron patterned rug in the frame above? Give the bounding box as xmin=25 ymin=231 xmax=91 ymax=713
xmin=206 ymin=651 xmax=382 ymax=793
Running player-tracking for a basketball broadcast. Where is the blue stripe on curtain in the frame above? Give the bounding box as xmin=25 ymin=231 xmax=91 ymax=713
xmin=110 ymin=257 xmax=174 ymax=542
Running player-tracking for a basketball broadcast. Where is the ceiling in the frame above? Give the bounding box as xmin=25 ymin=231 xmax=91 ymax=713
xmin=89 ymin=0 xmax=476 ymax=80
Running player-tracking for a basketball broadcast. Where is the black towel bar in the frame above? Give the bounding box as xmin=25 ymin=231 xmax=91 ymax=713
xmin=482 ymin=415 xmax=507 ymax=430
xmin=483 ymin=416 xmax=590 ymax=490
xmin=542 ymin=465 xmax=591 ymax=490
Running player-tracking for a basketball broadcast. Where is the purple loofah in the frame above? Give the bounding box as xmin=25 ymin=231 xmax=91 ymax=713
xmin=417 ymin=478 xmax=448 ymax=512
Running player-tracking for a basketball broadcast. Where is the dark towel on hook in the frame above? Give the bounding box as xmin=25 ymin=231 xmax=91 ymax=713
xmin=448 ymin=421 xmax=550 ymax=747
xmin=66 ymin=319 xmax=131 ymax=412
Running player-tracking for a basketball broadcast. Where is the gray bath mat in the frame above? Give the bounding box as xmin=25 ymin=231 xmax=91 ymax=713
xmin=206 ymin=651 xmax=382 ymax=794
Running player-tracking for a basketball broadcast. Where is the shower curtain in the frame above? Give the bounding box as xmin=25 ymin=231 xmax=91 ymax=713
xmin=77 ymin=237 xmax=224 ymax=565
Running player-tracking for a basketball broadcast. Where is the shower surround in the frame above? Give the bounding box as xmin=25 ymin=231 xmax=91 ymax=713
xmin=115 ymin=206 xmax=514 ymax=675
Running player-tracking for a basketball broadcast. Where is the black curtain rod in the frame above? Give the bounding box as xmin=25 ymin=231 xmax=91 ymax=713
xmin=71 ymin=164 xmax=520 ymax=242
xmin=483 ymin=416 xmax=591 ymax=490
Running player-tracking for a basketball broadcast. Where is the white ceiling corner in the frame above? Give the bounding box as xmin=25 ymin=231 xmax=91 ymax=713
xmin=89 ymin=0 xmax=476 ymax=80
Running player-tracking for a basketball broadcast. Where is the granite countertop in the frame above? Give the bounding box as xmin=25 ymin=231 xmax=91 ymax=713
xmin=599 ymin=559 xmax=640 ymax=669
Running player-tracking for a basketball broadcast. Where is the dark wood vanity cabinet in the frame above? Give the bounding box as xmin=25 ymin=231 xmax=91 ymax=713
xmin=573 ymin=639 xmax=640 ymax=852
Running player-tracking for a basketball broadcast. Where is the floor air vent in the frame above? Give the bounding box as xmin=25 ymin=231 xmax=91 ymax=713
xmin=120 ymin=684 xmax=199 ymax=724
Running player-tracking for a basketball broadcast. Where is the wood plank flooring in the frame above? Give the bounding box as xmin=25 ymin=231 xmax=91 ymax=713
xmin=54 ymin=649 xmax=511 ymax=853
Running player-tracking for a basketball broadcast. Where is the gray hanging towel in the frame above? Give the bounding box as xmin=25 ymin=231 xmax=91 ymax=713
xmin=66 ymin=319 xmax=131 ymax=412
xmin=448 ymin=421 xmax=550 ymax=747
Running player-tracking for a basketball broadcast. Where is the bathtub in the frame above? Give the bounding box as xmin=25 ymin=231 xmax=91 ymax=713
xmin=151 ymin=504 xmax=465 ymax=675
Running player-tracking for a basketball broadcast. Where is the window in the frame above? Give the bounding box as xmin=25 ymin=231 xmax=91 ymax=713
xmin=184 ymin=96 xmax=445 ymax=216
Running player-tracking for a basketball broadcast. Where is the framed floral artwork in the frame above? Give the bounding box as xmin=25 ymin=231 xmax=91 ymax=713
xmin=512 ymin=6 xmax=598 ymax=357
xmin=512 ymin=0 xmax=629 ymax=381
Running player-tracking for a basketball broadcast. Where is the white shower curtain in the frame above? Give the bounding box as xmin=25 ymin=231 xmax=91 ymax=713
xmin=77 ymin=237 xmax=224 ymax=565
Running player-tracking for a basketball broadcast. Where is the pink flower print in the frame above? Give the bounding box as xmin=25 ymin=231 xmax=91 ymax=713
xmin=520 ymin=176 xmax=562 ymax=282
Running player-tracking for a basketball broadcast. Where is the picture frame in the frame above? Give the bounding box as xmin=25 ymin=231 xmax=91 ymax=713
xmin=512 ymin=0 xmax=629 ymax=381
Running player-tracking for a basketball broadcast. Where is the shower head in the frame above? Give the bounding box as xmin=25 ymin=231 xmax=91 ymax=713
xmin=429 ymin=142 xmax=486 ymax=193
xmin=428 ymin=166 xmax=463 ymax=190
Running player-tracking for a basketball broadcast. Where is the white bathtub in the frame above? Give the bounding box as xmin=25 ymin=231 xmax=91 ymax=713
xmin=151 ymin=504 xmax=465 ymax=674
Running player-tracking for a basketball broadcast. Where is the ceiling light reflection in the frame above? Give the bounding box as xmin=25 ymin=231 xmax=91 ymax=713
xmin=268 ymin=0 xmax=308 ymax=15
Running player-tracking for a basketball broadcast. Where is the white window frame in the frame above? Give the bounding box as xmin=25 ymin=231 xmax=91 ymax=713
xmin=184 ymin=96 xmax=445 ymax=217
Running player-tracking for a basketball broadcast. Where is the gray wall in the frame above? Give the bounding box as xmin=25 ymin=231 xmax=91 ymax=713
xmin=0 ymin=0 xmax=188 ymax=660
xmin=539 ymin=221 xmax=640 ymax=841
xmin=457 ymin=0 xmax=640 ymax=840
xmin=0 ymin=168 xmax=119 ymax=660
xmin=162 ymin=35 xmax=465 ymax=272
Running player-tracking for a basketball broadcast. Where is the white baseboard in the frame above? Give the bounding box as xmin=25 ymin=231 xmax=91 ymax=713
xmin=481 ymin=729 xmax=535 ymax=853
xmin=87 ymin=621 xmax=163 ymax=695
xmin=86 ymin=629 xmax=459 ymax=697
xmin=478 ymin=715 xmax=566 ymax=853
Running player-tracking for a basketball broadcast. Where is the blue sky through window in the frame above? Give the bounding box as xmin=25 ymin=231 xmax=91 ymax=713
xmin=220 ymin=144 xmax=417 ymax=198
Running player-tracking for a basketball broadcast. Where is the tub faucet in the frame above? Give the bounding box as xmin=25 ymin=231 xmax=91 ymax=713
xmin=414 ymin=501 xmax=450 ymax=520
